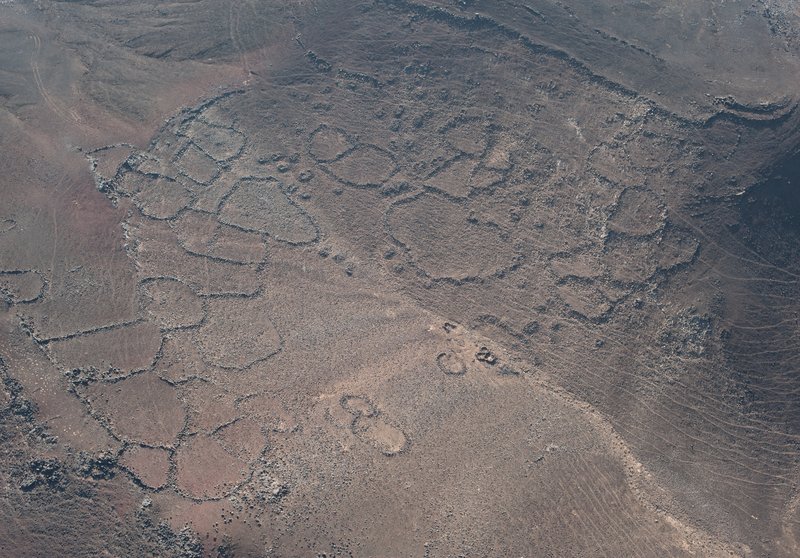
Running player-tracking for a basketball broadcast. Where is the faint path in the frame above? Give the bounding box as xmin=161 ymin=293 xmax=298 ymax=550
xmin=29 ymin=32 xmax=81 ymax=125
xmin=228 ymin=2 xmax=250 ymax=77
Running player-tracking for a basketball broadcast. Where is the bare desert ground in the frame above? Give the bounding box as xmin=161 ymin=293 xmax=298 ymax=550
xmin=2 ymin=1 xmax=800 ymax=556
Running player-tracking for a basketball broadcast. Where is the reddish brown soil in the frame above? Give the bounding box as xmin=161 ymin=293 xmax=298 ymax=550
xmin=2 ymin=1 xmax=800 ymax=557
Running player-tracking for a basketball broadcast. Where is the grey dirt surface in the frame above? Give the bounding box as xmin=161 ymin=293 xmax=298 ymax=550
xmin=1 ymin=1 xmax=800 ymax=557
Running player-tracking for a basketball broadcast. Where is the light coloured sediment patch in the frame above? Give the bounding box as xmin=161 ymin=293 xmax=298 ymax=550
xmin=608 ymin=187 xmax=665 ymax=236
xmin=84 ymin=372 xmax=185 ymax=447
xmin=182 ymin=119 xmax=245 ymax=162
xmin=46 ymin=321 xmax=162 ymax=375
xmin=387 ymin=193 xmax=517 ymax=280
xmin=0 ymin=270 xmax=44 ymax=303
xmin=425 ymin=158 xmax=476 ymax=198
xmin=308 ymin=124 xmax=353 ymax=162
xmin=175 ymin=433 xmax=250 ymax=499
xmin=353 ymin=416 xmax=409 ymax=456
xmin=120 ymin=445 xmax=171 ymax=489
xmin=327 ymin=144 xmax=396 ymax=187
xmin=217 ymin=418 xmax=267 ymax=461
xmin=444 ymin=119 xmax=489 ymax=155
xmin=176 ymin=144 xmax=220 ymax=184
xmin=219 ymin=178 xmax=317 ymax=244
xmin=140 ymin=277 xmax=204 ymax=330
xmin=192 ymin=297 xmax=281 ymax=369
xmin=172 ymin=210 xmax=267 ymax=264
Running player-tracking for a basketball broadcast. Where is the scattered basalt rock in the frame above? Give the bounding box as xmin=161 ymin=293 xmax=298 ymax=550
xmin=240 ymin=469 xmax=291 ymax=506
xmin=660 ymin=309 xmax=712 ymax=357
xmin=21 ymin=458 xmax=67 ymax=491
xmin=63 ymin=367 xmax=99 ymax=387
xmin=475 ymin=346 xmax=498 ymax=365
xmin=77 ymin=451 xmax=117 ymax=480
xmin=2 ymin=375 xmax=37 ymax=421
xmin=498 ymin=364 xmax=520 ymax=376
xmin=380 ymin=181 xmax=412 ymax=197
xmin=155 ymin=522 xmax=204 ymax=558
xmin=268 ymin=479 xmax=291 ymax=503
xmin=215 ymin=541 xmax=234 ymax=558
xmin=522 ymin=321 xmax=540 ymax=336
